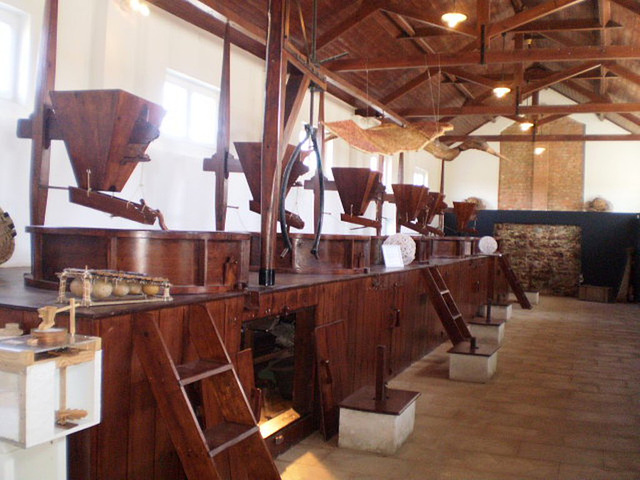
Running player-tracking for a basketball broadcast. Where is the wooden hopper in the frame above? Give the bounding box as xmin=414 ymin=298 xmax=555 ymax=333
xmin=234 ymin=142 xmax=308 ymax=229
xmin=50 ymin=89 xmax=165 ymax=192
xmin=392 ymin=184 xmax=444 ymax=236
xmin=332 ymin=167 xmax=383 ymax=234
xmin=453 ymin=201 xmax=478 ymax=234
xmin=423 ymin=192 xmax=447 ymax=225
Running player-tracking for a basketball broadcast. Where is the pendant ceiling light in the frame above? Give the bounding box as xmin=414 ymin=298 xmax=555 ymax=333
xmin=441 ymin=0 xmax=467 ymax=28
xmin=493 ymin=33 xmax=511 ymax=98
xmin=519 ymin=119 xmax=534 ymax=131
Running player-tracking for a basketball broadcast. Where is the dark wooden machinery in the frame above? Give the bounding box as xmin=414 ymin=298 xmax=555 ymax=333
xmin=18 ymin=88 xmax=168 ymax=227
xmin=391 ymin=184 xmax=446 ymax=237
xmin=235 ymin=142 xmax=308 ymax=230
xmin=453 ymin=201 xmax=478 ymax=235
xmin=332 ymin=167 xmax=385 ymax=235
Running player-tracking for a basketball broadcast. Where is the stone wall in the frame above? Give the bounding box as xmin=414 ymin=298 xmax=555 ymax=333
xmin=499 ymin=118 xmax=585 ymax=211
xmin=495 ymin=223 xmax=582 ymax=296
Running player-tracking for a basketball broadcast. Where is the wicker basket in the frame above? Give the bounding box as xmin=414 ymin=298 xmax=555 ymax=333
xmin=0 ymin=208 xmax=16 ymax=265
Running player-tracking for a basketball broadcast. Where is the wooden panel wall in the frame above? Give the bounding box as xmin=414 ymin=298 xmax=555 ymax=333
xmin=0 ymin=256 xmax=494 ymax=480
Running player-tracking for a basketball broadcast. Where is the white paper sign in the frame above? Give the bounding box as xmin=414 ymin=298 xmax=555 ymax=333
xmin=382 ymin=244 xmax=405 ymax=268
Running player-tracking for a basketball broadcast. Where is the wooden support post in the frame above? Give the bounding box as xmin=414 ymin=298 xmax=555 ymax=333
xmin=214 ymin=22 xmax=231 ymax=231
xmin=259 ymin=0 xmax=288 ymax=286
xmin=375 ymin=344 xmax=387 ymax=402
xmin=29 ymin=0 xmax=58 ymax=225
xmin=312 ymin=90 xmax=325 ymax=233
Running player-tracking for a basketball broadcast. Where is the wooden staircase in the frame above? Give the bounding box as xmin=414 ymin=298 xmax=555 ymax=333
xmin=422 ymin=266 xmax=472 ymax=345
xmin=497 ymin=254 xmax=533 ymax=310
xmin=133 ymin=305 xmax=281 ymax=480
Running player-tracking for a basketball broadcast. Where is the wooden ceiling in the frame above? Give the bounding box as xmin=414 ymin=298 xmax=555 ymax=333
xmin=148 ymin=0 xmax=640 ymax=139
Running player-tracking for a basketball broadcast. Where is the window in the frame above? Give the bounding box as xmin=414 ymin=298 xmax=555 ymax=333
xmin=161 ymin=70 xmax=219 ymax=145
xmin=413 ymin=167 xmax=428 ymax=187
xmin=0 ymin=3 xmax=28 ymax=102
xmin=298 ymin=126 xmax=333 ymax=180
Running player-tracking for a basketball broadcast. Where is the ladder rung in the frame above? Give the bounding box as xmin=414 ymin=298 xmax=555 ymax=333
xmin=204 ymin=422 xmax=260 ymax=457
xmin=177 ymin=359 xmax=232 ymax=386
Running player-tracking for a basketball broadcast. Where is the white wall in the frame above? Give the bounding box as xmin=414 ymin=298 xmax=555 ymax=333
xmin=1 ymin=1 xmax=639 ymax=268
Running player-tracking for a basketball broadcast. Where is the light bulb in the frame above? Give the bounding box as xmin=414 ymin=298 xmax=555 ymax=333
xmin=534 ymin=146 xmax=546 ymax=155
xmin=519 ymin=120 xmax=534 ymax=131
xmin=441 ymin=12 xmax=467 ymax=28
xmin=492 ymin=86 xmax=511 ymax=98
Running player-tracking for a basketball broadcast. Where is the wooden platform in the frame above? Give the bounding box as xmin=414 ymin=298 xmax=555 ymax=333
xmin=0 ymin=253 xmax=506 ymax=480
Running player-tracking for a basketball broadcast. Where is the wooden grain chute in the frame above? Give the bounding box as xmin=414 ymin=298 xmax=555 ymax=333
xmin=50 ymin=90 xmax=164 ymax=192
xmin=453 ymin=201 xmax=478 ymax=234
xmin=332 ymin=167 xmax=384 ymax=235
xmin=392 ymin=184 xmax=445 ymax=236
xmin=235 ymin=142 xmax=308 ymax=230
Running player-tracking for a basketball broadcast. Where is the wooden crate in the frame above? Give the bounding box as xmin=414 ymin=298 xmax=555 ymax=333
xmin=578 ymin=285 xmax=614 ymax=303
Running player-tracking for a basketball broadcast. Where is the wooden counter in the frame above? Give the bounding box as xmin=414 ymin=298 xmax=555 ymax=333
xmin=0 ymin=256 xmax=506 ymax=480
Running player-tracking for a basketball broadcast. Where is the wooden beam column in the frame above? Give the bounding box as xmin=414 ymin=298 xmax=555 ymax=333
xmin=29 ymin=0 xmax=58 ymax=226
xmin=259 ymin=0 xmax=288 ymax=286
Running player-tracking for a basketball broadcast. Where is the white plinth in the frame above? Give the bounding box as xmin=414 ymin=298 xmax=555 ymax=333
xmin=509 ymin=291 xmax=540 ymax=305
xmin=0 ymin=438 xmax=66 ymax=480
xmin=339 ymin=387 xmax=420 ymax=456
xmin=469 ymin=322 xmax=505 ymax=346
xmin=339 ymin=401 xmax=416 ymax=455
xmin=478 ymin=303 xmax=512 ymax=321
xmin=448 ymin=342 xmax=499 ymax=383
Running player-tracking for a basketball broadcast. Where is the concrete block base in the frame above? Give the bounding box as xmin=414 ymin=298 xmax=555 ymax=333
xmin=469 ymin=321 xmax=505 ymax=346
xmin=448 ymin=342 xmax=499 ymax=383
xmin=509 ymin=291 xmax=540 ymax=305
xmin=478 ymin=303 xmax=512 ymax=321
xmin=339 ymin=387 xmax=420 ymax=455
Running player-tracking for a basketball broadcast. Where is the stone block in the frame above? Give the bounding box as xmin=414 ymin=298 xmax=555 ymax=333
xmin=468 ymin=320 xmax=505 ymax=346
xmin=339 ymin=387 xmax=420 ymax=455
xmin=478 ymin=303 xmax=512 ymax=321
xmin=448 ymin=342 xmax=499 ymax=383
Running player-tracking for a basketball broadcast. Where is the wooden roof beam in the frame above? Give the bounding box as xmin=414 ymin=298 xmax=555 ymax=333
xmin=315 ymin=1 xmax=380 ymax=50
xmin=327 ymin=46 xmax=640 ymax=71
xmin=488 ymin=0 xmax=589 ymax=38
xmin=442 ymin=134 xmax=640 ymax=141
xmin=522 ymin=61 xmax=602 ymax=95
xmin=380 ymin=4 xmax=477 ymax=38
xmin=441 ymin=67 xmax=500 ymax=89
xmin=610 ymin=0 xmax=640 ymax=15
xmin=513 ymin=18 xmax=622 ymax=33
xmin=605 ymin=62 xmax=640 ymax=88
xmin=401 ymin=103 xmax=640 ymax=117
xmin=381 ymin=70 xmax=432 ymax=105
xmin=381 ymin=11 xmax=475 ymax=102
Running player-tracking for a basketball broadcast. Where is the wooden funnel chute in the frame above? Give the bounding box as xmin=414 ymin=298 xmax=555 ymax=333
xmin=392 ymin=184 xmax=445 ymax=236
xmin=50 ymin=90 xmax=168 ymax=228
xmin=51 ymin=90 xmax=165 ymax=192
xmin=235 ymin=142 xmax=308 ymax=230
xmin=332 ymin=167 xmax=384 ymax=234
xmin=453 ymin=201 xmax=478 ymax=234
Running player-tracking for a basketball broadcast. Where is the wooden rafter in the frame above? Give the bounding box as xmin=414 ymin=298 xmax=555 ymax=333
xmin=401 ymin=103 xmax=640 ymax=117
xmin=610 ymin=0 xmax=640 ymax=15
xmin=327 ymin=45 xmax=640 ymax=71
xmin=487 ymin=0 xmax=589 ymax=38
xmin=380 ymin=4 xmax=477 ymax=38
xmin=315 ymin=1 xmax=380 ymax=50
xmin=443 ymin=134 xmax=640 ymax=141
xmin=605 ymin=62 xmax=640 ymax=87
xmin=381 ymin=70 xmax=432 ymax=105
xmin=522 ymin=61 xmax=602 ymax=95
xmin=513 ymin=18 xmax=622 ymax=33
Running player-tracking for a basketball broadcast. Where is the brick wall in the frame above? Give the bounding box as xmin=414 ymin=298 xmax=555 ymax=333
xmin=499 ymin=118 xmax=585 ymax=210
xmin=495 ymin=223 xmax=582 ymax=296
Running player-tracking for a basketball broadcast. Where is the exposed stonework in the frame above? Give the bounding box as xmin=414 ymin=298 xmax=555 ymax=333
xmin=495 ymin=223 xmax=582 ymax=296
xmin=499 ymin=118 xmax=585 ymax=211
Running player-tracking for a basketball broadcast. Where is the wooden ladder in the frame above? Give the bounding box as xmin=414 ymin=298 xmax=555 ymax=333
xmin=497 ymin=254 xmax=532 ymax=310
xmin=133 ymin=304 xmax=281 ymax=480
xmin=422 ymin=266 xmax=472 ymax=345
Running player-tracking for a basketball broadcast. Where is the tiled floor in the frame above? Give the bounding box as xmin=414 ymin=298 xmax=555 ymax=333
xmin=276 ymin=296 xmax=640 ymax=479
